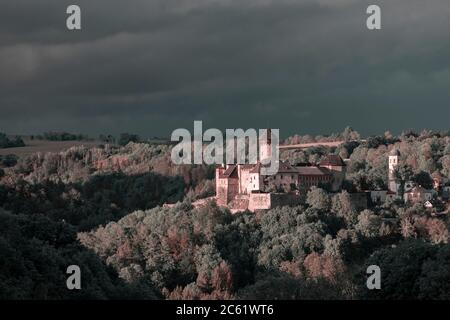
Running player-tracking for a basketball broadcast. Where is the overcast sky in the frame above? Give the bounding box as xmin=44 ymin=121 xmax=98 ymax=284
xmin=0 ymin=0 xmax=449 ymax=138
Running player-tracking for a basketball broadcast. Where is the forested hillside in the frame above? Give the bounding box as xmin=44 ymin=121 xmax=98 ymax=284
xmin=0 ymin=129 xmax=449 ymax=299
xmin=0 ymin=142 xmax=213 ymax=298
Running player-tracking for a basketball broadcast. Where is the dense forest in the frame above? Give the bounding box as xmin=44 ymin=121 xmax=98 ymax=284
xmin=0 ymin=129 xmax=449 ymax=299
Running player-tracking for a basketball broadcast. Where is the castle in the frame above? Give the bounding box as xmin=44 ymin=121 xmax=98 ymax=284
xmin=215 ymin=134 xmax=346 ymax=211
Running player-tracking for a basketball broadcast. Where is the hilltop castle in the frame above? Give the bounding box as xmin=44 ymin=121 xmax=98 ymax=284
xmin=215 ymin=135 xmax=346 ymax=211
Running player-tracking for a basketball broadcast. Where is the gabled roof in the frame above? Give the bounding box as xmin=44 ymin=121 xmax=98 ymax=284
xmin=249 ymin=163 xmax=261 ymax=174
xmin=219 ymin=165 xmax=238 ymax=178
xmin=319 ymin=154 xmax=346 ymax=167
xmin=277 ymin=161 xmax=298 ymax=173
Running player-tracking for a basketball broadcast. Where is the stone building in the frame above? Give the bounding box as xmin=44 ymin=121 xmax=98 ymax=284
xmin=404 ymin=186 xmax=434 ymax=204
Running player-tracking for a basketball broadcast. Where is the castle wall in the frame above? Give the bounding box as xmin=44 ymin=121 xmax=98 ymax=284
xmin=248 ymin=193 xmax=303 ymax=211
xmin=349 ymin=192 xmax=368 ymax=211
xmin=249 ymin=193 xmax=272 ymax=211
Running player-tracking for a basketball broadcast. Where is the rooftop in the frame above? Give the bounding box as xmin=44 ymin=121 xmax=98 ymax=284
xmin=296 ymin=166 xmax=331 ymax=176
xmin=319 ymin=154 xmax=346 ymax=167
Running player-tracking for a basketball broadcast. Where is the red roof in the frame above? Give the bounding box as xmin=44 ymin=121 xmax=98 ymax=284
xmin=296 ymin=166 xmax=331 ymax=176
xmin=319 ymin=155 xmax=346 ymax=167
xmin=219 ymin=165 xmax=238 ymax=178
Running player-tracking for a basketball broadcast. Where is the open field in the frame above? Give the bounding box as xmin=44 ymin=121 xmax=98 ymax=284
xmin=0 ymin=139 xmax=102 ymax=158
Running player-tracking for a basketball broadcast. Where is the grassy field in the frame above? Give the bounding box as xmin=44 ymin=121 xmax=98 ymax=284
xmin=0 ymin=139 xmax=102 ymax=158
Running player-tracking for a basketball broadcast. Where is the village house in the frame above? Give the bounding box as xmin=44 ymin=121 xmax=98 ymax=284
xmin=403 ymin=186 xmax=435 ymax=204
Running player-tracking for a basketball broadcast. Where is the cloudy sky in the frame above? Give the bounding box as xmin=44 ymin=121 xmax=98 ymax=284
xmin=0 ymin=0 xmax=449 ymax=138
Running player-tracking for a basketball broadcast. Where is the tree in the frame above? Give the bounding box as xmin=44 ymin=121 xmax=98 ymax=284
xmin=331 ymin=191 xmax=357 ymax=226
xmin=395 ymin=164 xmax=414 ymax=196
xmin=99 ymin=134 xmax=116 ymax=144
xmin=424 ymin=218 xmax=449 ymax=244
xmin=211 ymin=261 xmax=233 ymax=292
xmin=306 ymin=187 xmax=331 ymax=211
xmin=412 ymin=171 xmax=434 ymax=189
xmin=303 ymin=252 xmax=345 ymax=281
xmin=118 ymin=133 xmax=140 ymax=146
xmin=400 ymin=216 xmax=416 ymax=239
xmin=342 ymin=127 xmax=361 ymax=142
xmin=355 ymin=210 xmax=382 ymax=238
xmin=0 ymin=133 xmax=25 ymax=148
xmin=441 ymin=155 xmax=450 ymax=178
xmin=0 ymin=154 xmax=18 ymax=167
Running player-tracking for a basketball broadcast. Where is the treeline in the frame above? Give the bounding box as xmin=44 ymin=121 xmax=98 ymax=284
xmin=283 ymin=126 xmax=362 ymax=145
xmin=33 ymin=131 xmax=90 ymax=141
xmin=0 ymin=133 xmax=25 ymax=149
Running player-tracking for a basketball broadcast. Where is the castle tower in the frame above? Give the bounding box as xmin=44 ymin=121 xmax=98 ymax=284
xmin=259 ymin=129 xmax=272 ymax=161
xmin=388 ymin=149 xmax=400 ymax=193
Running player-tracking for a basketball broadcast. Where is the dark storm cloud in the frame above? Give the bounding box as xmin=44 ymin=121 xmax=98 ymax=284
xmin=0 ymin=0 xmax=449 ymax=137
